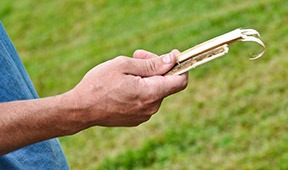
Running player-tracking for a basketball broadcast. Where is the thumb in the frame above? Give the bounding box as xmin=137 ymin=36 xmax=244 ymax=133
xmin=126 ymin=51 xmax=177 ymax=76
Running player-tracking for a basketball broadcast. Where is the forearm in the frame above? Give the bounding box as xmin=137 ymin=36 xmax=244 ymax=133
xmin=0 ymin=50 xmax=188 ymax=155
xmin=0 ymin=92 xmax=84 ymax=155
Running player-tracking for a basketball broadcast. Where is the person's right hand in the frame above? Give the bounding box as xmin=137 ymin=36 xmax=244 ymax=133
xmin=63 ymin=49 xmax=188 ymax=133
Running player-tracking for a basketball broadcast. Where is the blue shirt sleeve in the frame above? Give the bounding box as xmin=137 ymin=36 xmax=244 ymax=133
xmin=0 ymin=21 xmax=69 ymax=170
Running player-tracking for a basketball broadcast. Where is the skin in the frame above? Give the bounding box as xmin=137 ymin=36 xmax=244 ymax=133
xmin=0 ymin=49 xmax=188 ymax=155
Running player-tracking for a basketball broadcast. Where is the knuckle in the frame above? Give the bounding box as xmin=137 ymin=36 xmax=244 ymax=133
xmin=115 ymin=56 xmax=129 ymax=64
xmin=114 ymin=56 xmax=131 ymax=69
xmin=115 ymin=55 xmax=127 ymax=60
xmin=145 ymin=102 xmax=161 ymax=116
xmin=135 ymin=116 xmax=151 ymax=126
xmin=145 ymin=59 xmax=158 ymax=74
xmin=150 ymin=105 xmax=160 ymax=115
xmin=141 ymin=116 xmax=152 ymax=123
xmin=180 ymin=78 xmax=188 ymax=90
xmin=134 ymin=121 xmax=143 ymax=127
xmin=172 ymin=75 xmax=189 ymax=93
xmin=133 ymin=49 xmax=144 ymax=57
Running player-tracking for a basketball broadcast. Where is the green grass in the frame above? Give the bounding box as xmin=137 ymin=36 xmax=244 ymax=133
xmin=1 ymin=0 xmax=288 ymax=169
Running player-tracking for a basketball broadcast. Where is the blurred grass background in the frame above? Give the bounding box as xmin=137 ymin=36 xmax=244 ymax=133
xmin=1 ymin=0 xmax=288 ymax=169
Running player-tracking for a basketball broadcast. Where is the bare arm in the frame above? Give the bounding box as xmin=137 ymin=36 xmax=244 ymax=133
xmin=0 ymin=50 xmax=188 ymax=155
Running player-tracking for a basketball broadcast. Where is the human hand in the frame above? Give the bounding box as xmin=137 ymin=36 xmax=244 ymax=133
xmin=64 ymin=50 xmax=188 ymax=131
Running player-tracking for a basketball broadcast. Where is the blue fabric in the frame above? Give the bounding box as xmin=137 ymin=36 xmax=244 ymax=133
xmin=0 ymin=22 xmax=69 ymax=169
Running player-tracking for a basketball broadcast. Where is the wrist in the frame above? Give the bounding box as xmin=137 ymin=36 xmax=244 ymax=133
xmin=54 ymin=91 xmax=91 ymax=136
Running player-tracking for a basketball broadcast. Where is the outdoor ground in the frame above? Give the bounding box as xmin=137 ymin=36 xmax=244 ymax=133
xmin=1 ymin=0 xmax=287 ymax=169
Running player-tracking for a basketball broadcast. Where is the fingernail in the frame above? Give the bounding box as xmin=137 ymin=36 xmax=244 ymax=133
xmin=162 ymin=53 xmax=171 ymax=64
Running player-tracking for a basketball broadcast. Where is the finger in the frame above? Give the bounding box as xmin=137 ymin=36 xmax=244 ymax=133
xmin=170 ymin=49 xmax=181 ymax=56
xmin=140 ymin=99 xmax=163 ymax=116
xmin=124 ymin=51 xmax=178 ymax=76
xmin=133 ymin=49 xmax=158 ymax=59
xmin=143 ymin=73 xmax=188 ymax=99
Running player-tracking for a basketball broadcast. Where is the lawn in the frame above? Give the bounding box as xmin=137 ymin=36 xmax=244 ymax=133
xmin=1 ymin=0 xmax=287 ymax=169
